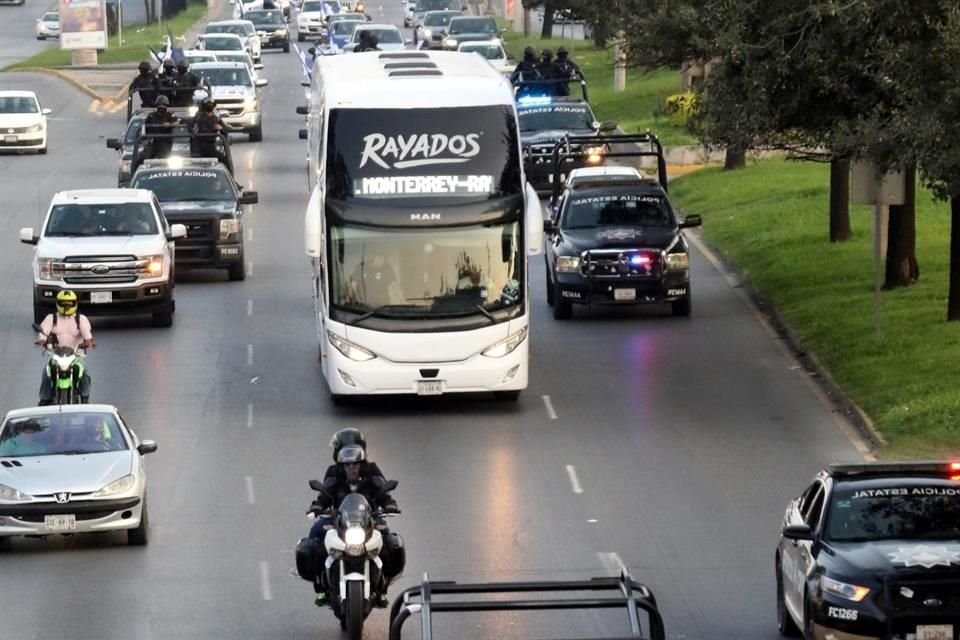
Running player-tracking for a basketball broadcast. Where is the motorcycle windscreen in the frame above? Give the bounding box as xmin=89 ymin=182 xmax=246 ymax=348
xmin=338 ymin=493 xmax=373 ymax=528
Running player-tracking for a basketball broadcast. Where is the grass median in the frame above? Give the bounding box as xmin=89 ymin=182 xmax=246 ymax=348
xmin=668 ymin=159 xmax=960 ymax=458
xmin=4 ymin=0 xmax=207 ymax=71
xmin=501 ymin=28 xmax=697 ymax=146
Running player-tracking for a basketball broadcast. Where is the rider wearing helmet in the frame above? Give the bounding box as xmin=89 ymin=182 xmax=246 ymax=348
xmin=36 ymin=290 xmax=94 ymax=405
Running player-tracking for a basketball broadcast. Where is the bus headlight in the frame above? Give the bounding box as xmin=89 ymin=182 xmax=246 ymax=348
xmin=327 ymin=331 xmax=377 ymax=361
xmin=481 ymin=326 xmax=527 ymax=358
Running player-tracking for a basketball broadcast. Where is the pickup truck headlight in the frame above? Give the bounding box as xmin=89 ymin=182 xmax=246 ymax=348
xmin=38 ymin=257 xmax=61 ymax=281
xmin=274 ymin=28 xmax=287 ymax=36
xmin=220 ymin=218 xmax=241 ymax=239
xmin=821 ymin=576 xmax=870 ymax=603
xmin=92 ymin=474 xmax=136 ymax=498
xmin=327 ymin=331 xmax=376 ymax=362
xmin=481 ymin=326 xmax=527 ymax=358
xmin=0 ymin=483 xmax=31 ymax=502
xmin=141 ymin=254 xmax=164 ymax=277
xmin=555 ymin=255 xmax=581 ymax=272
xmin=423 ymin=28 xmax=432 ymax=38
xmin=664 ymin=252 xmax=689 ymax=271
xmin=243 ymin=97 xmax=258 ymax=111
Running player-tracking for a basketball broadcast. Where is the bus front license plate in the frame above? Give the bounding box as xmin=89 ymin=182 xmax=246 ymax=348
xmin=417 ymin=381 xmax=443 ymax=396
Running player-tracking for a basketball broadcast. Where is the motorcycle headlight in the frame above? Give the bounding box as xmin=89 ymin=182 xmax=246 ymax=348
xmin=481 ymin=326 xmax=528 ymax=358
xmin=327 ymin=331 xmax=377 ymax=362
xmin=555 ymin=255 xmax=581 ymax=272
xmin=0 ymin=483 xmax=31 ymax=502
xmin=821 ymin=576 xmax=871 ymax=603
xmin=344 ymin=526 xmax=365 ymax=545
xmin=664 ymin=252 xmax=689 ymax=271
xmin=92 ymin=474 xmax=136 ymax=497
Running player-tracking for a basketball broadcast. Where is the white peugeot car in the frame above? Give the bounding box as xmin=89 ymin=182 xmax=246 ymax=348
xmin=0 ymin=405 xmax=158 ymax=548
xmin=0 ymin=90 xmax=51 ymax=154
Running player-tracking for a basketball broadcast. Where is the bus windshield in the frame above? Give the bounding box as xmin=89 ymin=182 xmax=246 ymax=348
xmin=325 ymin=105 xmax=522 ymax=204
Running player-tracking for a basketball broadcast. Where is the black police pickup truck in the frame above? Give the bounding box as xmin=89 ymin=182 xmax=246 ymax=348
xmin=777 ymin=461 xmax=960 ymax=640
xmin=129 ymin=158 xmax=257 ymax=280
xmin=544 ymin=132 xmax=701 ymax=319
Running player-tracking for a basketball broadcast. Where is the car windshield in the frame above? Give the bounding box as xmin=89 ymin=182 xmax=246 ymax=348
xmin=329 ymin=220 xmax=523 ymax=318
xmin=461 ymin=44 xmax=503 ymax=59
xmin=331 ymin=21 xmax=357 ymax=35
xmin=416 ymin=0 xmax=460 ymax=12
xmin=200 ymin=35 xmax=243 ymax=50
xmin=519 ymin=104 xmax=594 ymax=132
xmin=216 ymin=53 xmax=253 ymax=67
xmin=44 ymin=202 xmax=159 ymax=236
xmin=206 ymin=23 xmax=252 ymax=36
xmin=564 ymin=192 xmax=674 ymax=229
xmin=300 ymin=1 xmax=325 ymax=11
xmin=185 ymin=51 xmax=216 ymax=63
xmin=0 ymin=413 xmax=128 ymax=457
xmin=0 ymin=96 xmax=39 ymax=114
xmin=449 ymin=18 xmax=495 ymax=34
xmin=43 ymin=12 xmax=58 ymax=21
xmin=824 ymin=484 xmax=960 ymax=542
xmin=248 ymin=11 xmax=284 ymax=25
xmin=424 ymin=12 xmax=456 ymax=26
xmin=352 ymin=28 xmax=402 ymax=44
xmin=194 ymin=66 xmax=253 ymax=87
xmin=131 ymin=169 xmax=235 ymax=202
xmin=331 ymin=13 xmax=364 ymax=22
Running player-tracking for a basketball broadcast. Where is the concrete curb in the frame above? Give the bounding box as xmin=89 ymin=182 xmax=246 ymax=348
xmin=8 ymin=66 xmax=103 ymax=101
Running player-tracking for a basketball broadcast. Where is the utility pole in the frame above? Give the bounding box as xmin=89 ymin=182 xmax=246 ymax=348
xmin=613 ymin=29 xmax=626 ymax=91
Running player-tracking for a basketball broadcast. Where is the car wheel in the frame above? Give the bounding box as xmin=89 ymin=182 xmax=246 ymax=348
xmin=38 ymin=145 xmax=47 ymax=155
xmin=127 ymin=498 xmax=149 ymax=546
xmin=0 ymin=536 xmax=10 ymax=552
xmin=228 ymin=260 xmax=246 ymax=281
xmin=671 ymin=293 xmax=692 ymax=317
xmin=330 ymin=393 xmax=348 ymax=407
xmin=249 ymin=126 xmax=263 ymax=143
xmin=545 ymin=269 xmax=554 ymax=306
xmin=37 ymin=35 xmax=45 ymax=40
xmin=776 ymin=558 xmax=801 ymax=637
xmin=298 ymin=33 xmax=305 ymax=42
xmin=283 ymin=42 xmax=290 ymax=52
xmin=553 ymin=283 xmax=572 ymax=320
xmin=493 ymin=390 xmax=520 ymax=402
xmin=152 ymin=306 xmax=174 ymax=328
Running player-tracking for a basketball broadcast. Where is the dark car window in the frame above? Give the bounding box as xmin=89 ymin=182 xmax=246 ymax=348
xmin=448 ymin=17 xmax=496 ymax=34
xmin=424 ymin=11 xmax=457 ymax=26
xmin=803 ymin=484 xmax=826 ymax=527
xmin=825 ymin=484 xmax=960 ymax=542
xmin=131 ymin=169 xmax=236 ymax=202
xmin=563 ymin=193 xmax=674 ymax=229
xmin=124 ymin=116 xmax=146 ymax=144
xmin=45 ymin=202 xmax=158 ymax=236
xmin=247 ymin=11 xmax=285 ymax=26
xmin=0 ymin=413 xmax=129 ymax=457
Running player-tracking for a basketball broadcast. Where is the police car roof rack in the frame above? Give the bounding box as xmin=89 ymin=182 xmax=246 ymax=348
xmin=130 ymin=129 xmax=233 ymax=177
xmin=549 ymin=132 xmax=667 ymax=207
xmin=514 ymin=76 xmax=588 ymax=104
xmin=126 ymin=81 xmax=212 ymax=122
xmin=388 ymin=569 xmax=665 ymax=640
xmin=829 ymin=461 xmax=960 ymax=478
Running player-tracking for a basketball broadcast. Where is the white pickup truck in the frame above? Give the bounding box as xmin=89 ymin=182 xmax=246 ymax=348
xmin=20 ymin=189 xmax=186 ymax=327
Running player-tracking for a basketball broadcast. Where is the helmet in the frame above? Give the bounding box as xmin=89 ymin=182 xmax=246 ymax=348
xmin=557 ymin=46 xmax=568 ymax=57
xmin=56 ymin=290 xmax=78 ymax=316
xmin=154 ymin=95 xmax=170 ymax=107
xmin=177 ymin=60 xmax=189 ymax=71
xmin=138 ymin=61 xmax=152 ymax=73
xmin=330 ymin=428 xmax=366 ymax=461
xmin=523 ymin=46 xmax=536 ymax=59
xmin=162 ymin=58 xmax=175 ymax=68
xmin=336 ymin=444 xmax=366 ymax=464
xmin=541 ymin=48 xmax=553 ymax=60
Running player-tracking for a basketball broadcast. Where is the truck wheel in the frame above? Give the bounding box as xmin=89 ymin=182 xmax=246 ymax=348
xmin=228 ymin=261 xmax=246 ymax=281
xmin=152 ymin=307 xmax=174 ymax=328
xmin=552 ymin=284 xmax=572 ymax=320
xmin=671 ymin=293 xmax=692 ymax=317
xmin=249 ymin=126 xmax=263 ymax=143
xmin=34 ymin=303 xmax=46 ymax=325
xmin=297 ymin=33 xmax=305 ymax=42
xmin=545 ymin=270 xmax=554 ymax=306
xmin=283 ymin=42 xmax=290 ymax=53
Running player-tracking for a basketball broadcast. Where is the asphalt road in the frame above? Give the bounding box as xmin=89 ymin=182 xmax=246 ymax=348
xmin=0 ymin=0 xmax=58 ymax=69
xmin=0 ymin=2 xmax=866 ymax=639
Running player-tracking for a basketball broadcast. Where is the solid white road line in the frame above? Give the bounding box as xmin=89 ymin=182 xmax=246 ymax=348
xmin=246 ymin=260 xmax=254 ymax=277
xmin=247 ymin=403 xmax=254 ymax=428
xmin=246 ymin=228 xmax=254 ymax=243
xmin=542 ymin=394 xmax=558 ymax=420
xmin=245 ymin=476 xmax=256 ymax=505
xmin=247 ymin=344 xmax=254 ymax=367
xmin=247 ymin=299 xmax=253 ymax=316
xmin=565 ymin=464 xmax=583 ymax=494
xmin=259 ymin=561 xmax=273 ymax=600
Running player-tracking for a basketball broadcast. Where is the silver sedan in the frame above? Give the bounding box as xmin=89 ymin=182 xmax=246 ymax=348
xmin=0 ymin=404 xmax=157 ymax=547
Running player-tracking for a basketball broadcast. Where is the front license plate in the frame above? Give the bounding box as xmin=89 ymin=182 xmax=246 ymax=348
xmin=90 ymin=291 xmax=112 ymax=304
xmin=4 ymin=135 xmax=17 ymax=143
xmin=417 ymin=380 xmax=443 ymax=396
xmin=44 ymin=514 xmax=76 ymax=531
xmin=917 ymin=625 xmax=953 ymax=640
xmin=614 ymin=288 xmax=636 ymax=301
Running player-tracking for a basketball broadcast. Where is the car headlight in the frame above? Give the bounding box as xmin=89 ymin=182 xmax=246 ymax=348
xmin=481 ymin=326 xmax=528 ymax=358
xmin=38 ymin=257 xmax=61 ymax=281
xmin=243 ymin=97 xmax=258 ymax=111
xmin=444 ymin=37 xmax=457 ymax=48
xmin=26 ymin=124 xmax=44 ymax=133
xmin=120 ymin=159 xmax=132 ymax=174
xmin=664 ymin=252 xmax=689 ymax=271
xmin=141 ymin=254 xmax=164 ymax=276
xmin=423 ymin=28 xmax=432 ymax=38
xmin=0 ymin=483 xmax=31 ymax=502
xmin=584 ymin=145 xmax=604 ymax=164
xmin=821 ymin=576 xmax=871 ymax=603
xmin=220 ymin=218 xmax=241 ymax=239
xmin=92 ymin=474 xmax=136 ymax=498
xmin=327 ymin=331 xmax=377 ymax=362
xmin=555 ymin=255 xmax=581 ymax=272
xmin=274 ymin=28 xmax=286 ymax=35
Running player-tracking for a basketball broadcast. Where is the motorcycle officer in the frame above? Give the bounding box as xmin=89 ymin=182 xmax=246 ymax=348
xmin=308 ymin=444 xmax=403 ymax=608
xmin=36 ymin=290 xmax=94 ymax=405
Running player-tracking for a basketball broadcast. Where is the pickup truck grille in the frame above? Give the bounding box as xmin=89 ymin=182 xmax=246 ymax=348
xmin=581 ymin=248 xmax=662 ymax=279
xmin=216 ymin=98 xmax=246 ymax=117
xmin=179 ymin=219 xmax=215 ymax=243
xmin=58 ymin=254 xmax=151 ymax=285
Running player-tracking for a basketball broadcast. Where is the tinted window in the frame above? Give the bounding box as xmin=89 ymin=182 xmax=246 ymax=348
xmin=43 ymin=12 xmax=59 ymax=20
xmin=124 ymin=116 xmax=146 ymax=144
xmin=200 ymin=35 xmax=244 ymax=50
xmin=519 ymin=104 xmax=595 ymax=132
xmin=194 ymin=66 xmax=253 ymax=87
xmin=0 ymin=97 xmax=39 ymax=114
xmin=449 ymin=17 xmax=495 ymax=33
xmin=300 ymin=1 xmax=325 ymax=11
xmin=44 ymin=202 xmax=158 ymax=236
xmin=331 ymin=21 xmax=357 ymax=35
xmin=424 ymin=12 xmax=457 ymax=25
xmin=247 ymin=11 xmax=284 ymax=25
xmin=351 ymin=28 xmax=402 ymax=44
xmin=131 ymin=169 xmax=236 ymax=202
xmin=0 ymin=413 xmax=128 ymax=456
xmin=825 ymin=485 xmax=960 ymax=542
xmin=206 ymin=23 xmax=249 ymax=36
xmin=325 ymin=105 xmax=522 ymax=203
xmin=563 ymin=192 xmax=674 ymax=229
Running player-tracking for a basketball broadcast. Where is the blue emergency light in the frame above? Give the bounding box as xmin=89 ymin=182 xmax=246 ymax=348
xmin=517 ymin=95 xmax=552 ymax=106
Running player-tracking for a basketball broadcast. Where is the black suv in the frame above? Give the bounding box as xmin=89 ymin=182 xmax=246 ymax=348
xmin=777 ymin=461 xmax=960 ymax=640
xmin=543 ymin=133 xmax=700 ymax=319
xmin=246 ymin=9 xmax=290 ymax=53
xmin=128 ymin=158 xmax=257 ymax=280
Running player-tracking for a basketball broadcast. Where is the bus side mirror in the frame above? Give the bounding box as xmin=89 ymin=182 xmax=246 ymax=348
xmin=296 ymin=105 xmax=309 ymax=115
xmin=299 ymin=129 xmax=308 ymax=140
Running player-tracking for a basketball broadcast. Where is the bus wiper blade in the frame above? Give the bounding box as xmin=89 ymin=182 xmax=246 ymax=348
xmin=474 ymin=305 xmax=495 ymax=323
xmin=349 ymin=304 xmax=422 ymax=325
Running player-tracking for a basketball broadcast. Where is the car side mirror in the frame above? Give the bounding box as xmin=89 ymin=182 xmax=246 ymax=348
xmin=781 ymin=523 xmax=815 ymax=541
xmin=679 ymin=214 xmax=702 ymax=229
xmin=299 ymin=128 xmax=308 ymax=140
xmin=168 ymin=223 xmax=187 ymax=240
xmin=106 ymin=138 xmax=122 ymax=150
xmin=138 ymin=440 xmax=158 ymax=455
xmin=543 ymin=218 xmax=556 ymax=233
xmin=255 ymin=77 xmax=269 ymax=87
xmin=41 ymin=108 xmax=53 ymax=115
xmin=20 ymin=227 xmax=38 ymax=245
xmin=301 ymin=80 xmax=311 ymax=87
xmin=599 ymin=120 xmax=618 ymax=132
xmin=238 ymin=190 xmax=259 ymax=205
xmin=296 ymin=105 xmax=309 ymax=115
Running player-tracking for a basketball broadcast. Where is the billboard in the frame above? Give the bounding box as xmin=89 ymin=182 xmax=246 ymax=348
xmin=59 ymin=0 xmax=108 ymax=50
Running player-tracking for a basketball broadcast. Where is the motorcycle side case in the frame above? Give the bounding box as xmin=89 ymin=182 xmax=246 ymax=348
xmin=295 ymin=536 xmax=323 ymax=582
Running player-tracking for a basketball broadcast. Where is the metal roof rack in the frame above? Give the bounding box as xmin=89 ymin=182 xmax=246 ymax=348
xmin=388 ymin=570 xmax=665 ymax=640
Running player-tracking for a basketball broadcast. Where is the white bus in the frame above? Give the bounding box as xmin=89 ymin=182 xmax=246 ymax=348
xmin=302 ymin=50 xmax=543 ymax=403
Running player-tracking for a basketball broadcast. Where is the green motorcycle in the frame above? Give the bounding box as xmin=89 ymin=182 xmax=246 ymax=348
xmin=43 ymin=343 xmax=88 ymax=405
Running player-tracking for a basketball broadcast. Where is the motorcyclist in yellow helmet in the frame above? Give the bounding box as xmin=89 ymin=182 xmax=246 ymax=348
xmin=36 ymin=290 xmax=95 ymax=404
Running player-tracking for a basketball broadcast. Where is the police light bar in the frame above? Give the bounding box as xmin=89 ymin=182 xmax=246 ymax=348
xmin=517 ymin=95 xmax=552 ymax=106
xmin=829 ymin=461 xmax=960 ymax=478
xmin=142 ymin=157 xmax=219 ymax=169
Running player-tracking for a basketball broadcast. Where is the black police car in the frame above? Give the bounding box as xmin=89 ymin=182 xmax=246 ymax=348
xmin=543 ymin=132 xmax=700 ymax=319
xmin=777 ymin=461 xmax=960 ymax=640
xmin=246 ymin=9 xmax=290 ymax=53
xmin=128 ymin=158 xmax=257 ymax=280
